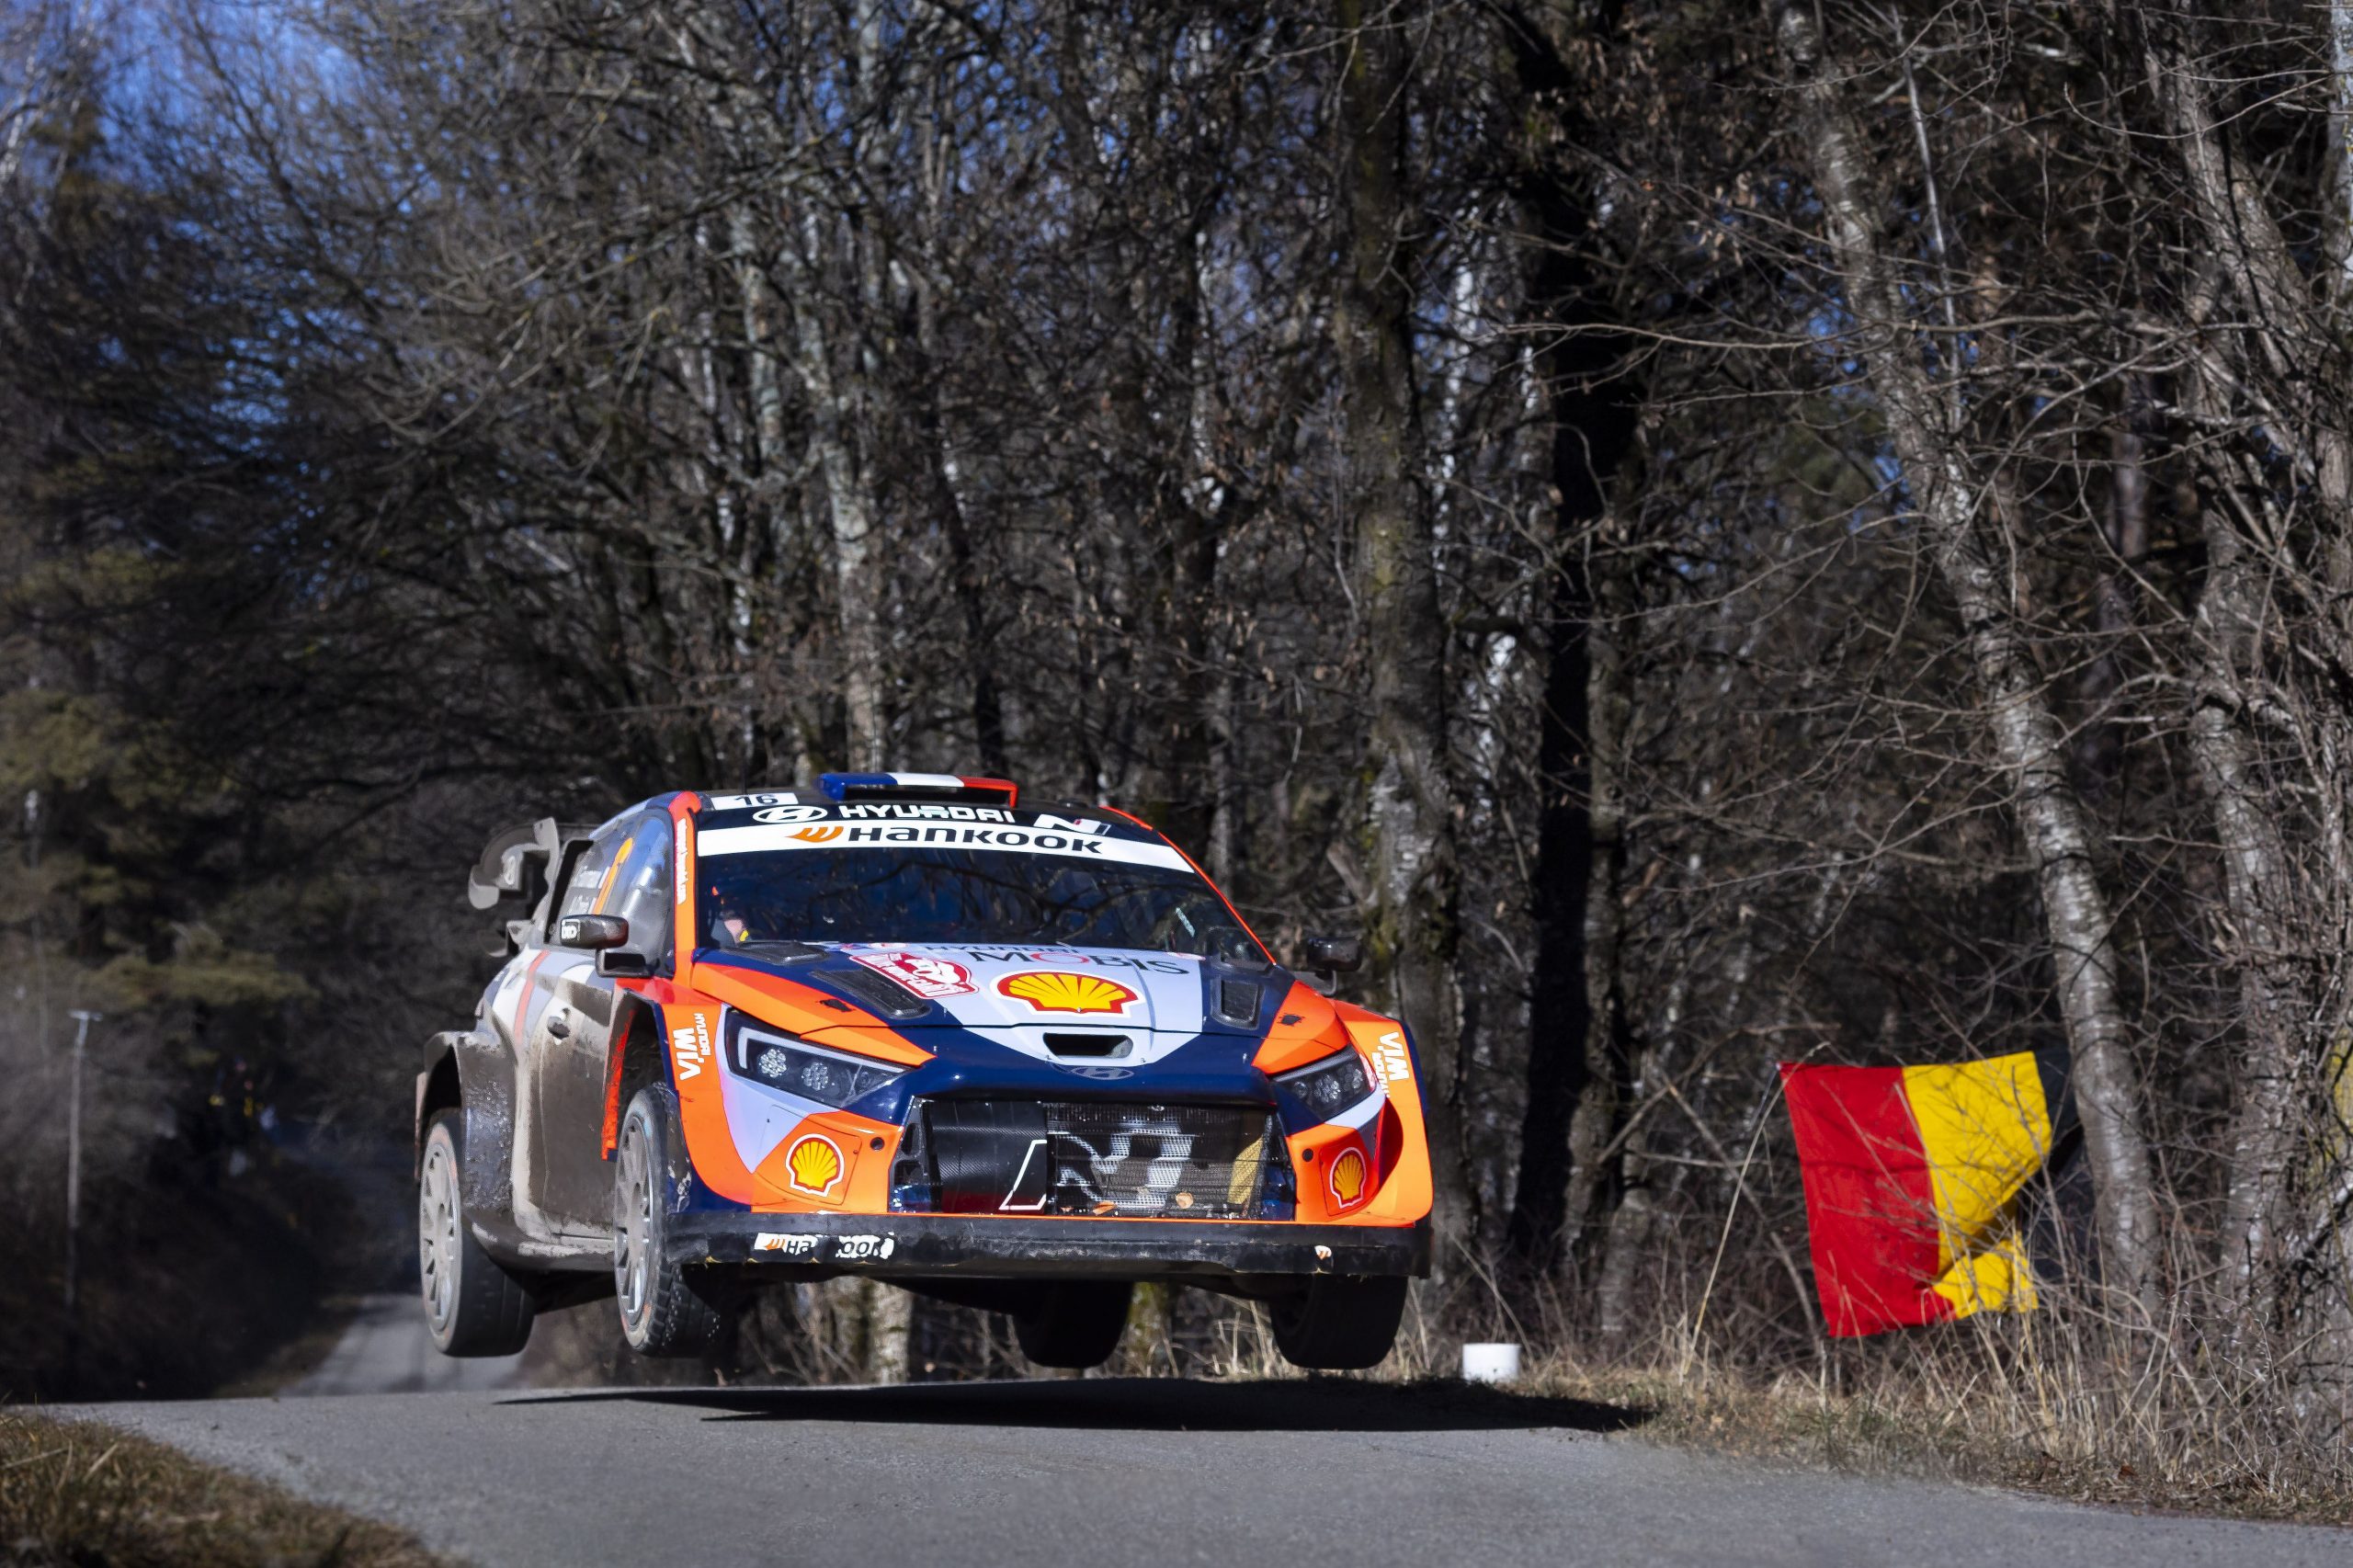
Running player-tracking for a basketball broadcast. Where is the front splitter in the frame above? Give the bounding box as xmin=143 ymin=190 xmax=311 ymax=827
xmin=666 ymin=1210 xmax=1428 ymax=1281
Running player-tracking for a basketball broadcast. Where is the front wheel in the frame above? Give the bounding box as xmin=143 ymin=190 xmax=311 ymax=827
xmin=418 ymin=1111 xmax=536 ymax=1357
xmin=1012 ymin=1280 xmax=1133 ymax=1369
xmin=1269 ymin=1276 xmax=1407 ymax=1370
xmin=613 ymin=1086 xmax=726 ymax=1358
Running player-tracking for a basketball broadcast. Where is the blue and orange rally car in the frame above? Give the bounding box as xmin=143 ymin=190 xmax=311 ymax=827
xmin=417 ymin=774 xmax=1432 ymax=1369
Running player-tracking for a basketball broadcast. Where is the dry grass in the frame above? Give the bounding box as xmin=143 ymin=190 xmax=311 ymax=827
xmin=1510 ymin=1351 xmax=2353 ymax=1527
xmin=0 ymin=1407 xmax=448 ymax=1568
xmin=1095 ymin=1277 xmax=2351 ymax=1527
xmin=1394 ymin=1274 xmax=2353 ymax=1529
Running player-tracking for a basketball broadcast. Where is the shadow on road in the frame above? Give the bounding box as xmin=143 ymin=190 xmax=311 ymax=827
xmin=503 ymin=1376 xmax=1648 ymax=1434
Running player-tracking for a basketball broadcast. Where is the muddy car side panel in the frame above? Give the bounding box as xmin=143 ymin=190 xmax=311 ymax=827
xmin=529 ymin=951 xmax=615 ymax=1226
xmin=418 ymin=1016 xmax=533 ymax=1258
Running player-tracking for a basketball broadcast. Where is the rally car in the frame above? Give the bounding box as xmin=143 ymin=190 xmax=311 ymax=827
xmin=416 ymin=773 xmax=1431 ymax=1370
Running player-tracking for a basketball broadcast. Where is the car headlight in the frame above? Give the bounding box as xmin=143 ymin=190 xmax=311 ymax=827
xmin=1277 ymin=1048 xmax=1376 ymax=1119
xmin=729 ymin=1023 xmax=903 ymax=1108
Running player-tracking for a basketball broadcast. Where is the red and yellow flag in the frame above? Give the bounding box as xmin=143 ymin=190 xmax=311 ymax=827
xmin=1779 ymin=1051 xmax=2068 ymax=1337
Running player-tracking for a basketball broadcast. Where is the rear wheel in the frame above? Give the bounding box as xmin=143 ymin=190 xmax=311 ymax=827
xmin=1012 ymin=1280 xmax=1133 ymax=1369
xmin=418 ymin=1111 xmax=536 ymax=1357
xmin=613 ymin=1086 xmax=726 ymax=1358
xmin=1269 ymin=1276 xmax=1406 ymax=1370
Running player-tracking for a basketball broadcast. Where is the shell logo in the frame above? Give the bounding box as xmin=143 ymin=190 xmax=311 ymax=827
xmin=785 ymin=1134 xmax=846 ymax=1197
xmin=996 ymin=971 xmax=1139 ymax=1016
xmin=1327 ymin=1146 xmax=1369 ymax=1210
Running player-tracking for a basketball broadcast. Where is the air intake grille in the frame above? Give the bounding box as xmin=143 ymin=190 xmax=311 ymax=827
xmin=1042 ymin=1032 xmax=1131 ymax=1058
xmin=822 ymin=964 xmax=930 ymax=1019
xmin=900 ymin=1099 xmax=1290 ymax=1220
xmin=1214 ymin=978 xmax=1262 ymax=1026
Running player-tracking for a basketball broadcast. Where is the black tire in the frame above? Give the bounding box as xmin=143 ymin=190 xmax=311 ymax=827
xmin=613 ymin=1086 xmax=727 ymax=1358
xmin=1012 ymin=1280 xmax=1133 ymax=1369
xmin=418 ymin=1110 xmax=536 ymax=1357
xmin=1269 ymin=1276 xmax=1407 ymax=1370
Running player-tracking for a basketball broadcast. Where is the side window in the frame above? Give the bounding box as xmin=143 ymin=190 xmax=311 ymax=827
xmin=554 ymin=823 xmax=628 ymax=926
xmin=607 ymin=815 xmax=674 ymax=959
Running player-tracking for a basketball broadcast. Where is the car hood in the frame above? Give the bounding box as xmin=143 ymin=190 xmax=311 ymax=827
xmin=835 ymin=941 xmax=1220 ymax=1034
xmin=698 ymin=940 xmax=1279 ymax=1069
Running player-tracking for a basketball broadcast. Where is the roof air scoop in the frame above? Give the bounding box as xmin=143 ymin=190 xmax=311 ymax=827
xmin=824 ymin=962 xmax=933 ymax=1020
xmin=1212 ymin=979 xmax=1263 ymax=1027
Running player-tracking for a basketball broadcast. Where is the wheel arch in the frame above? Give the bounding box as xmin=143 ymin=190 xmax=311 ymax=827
xmin=601 ymin=996 xmax=673 ymax=1159
xmin=417 ymin=1027 xmax=523 ymax=1229
xmin=416 ymin=1032 xmax=467 ymax=1178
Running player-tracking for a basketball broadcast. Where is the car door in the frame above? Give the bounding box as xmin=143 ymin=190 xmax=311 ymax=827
xmin=525 ymin=820 xmax=621 ymax=1231
xmin=536 ymin=812 xmax=672 ymax=1227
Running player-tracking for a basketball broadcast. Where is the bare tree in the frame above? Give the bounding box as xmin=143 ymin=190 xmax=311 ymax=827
xmin=1332 ymin=0 xmax=1469 ymax=1253
xmin=1771 ymin=0 xmax=2161 ymax=1302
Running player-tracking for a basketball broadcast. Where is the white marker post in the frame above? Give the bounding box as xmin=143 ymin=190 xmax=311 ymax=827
xmin=64 ymin=1008 xmax=99 ymax=1389
xmin=1461 ymin=1342 xmax=1522 ymax=1383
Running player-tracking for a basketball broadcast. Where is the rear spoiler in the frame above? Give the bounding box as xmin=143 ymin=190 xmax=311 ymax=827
xmin=469 ymin=817 xmax=597 ymax=951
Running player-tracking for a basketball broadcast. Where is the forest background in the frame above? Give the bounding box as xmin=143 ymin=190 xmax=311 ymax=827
xmin=5 ymin=0 xmax=2351 ymax=1501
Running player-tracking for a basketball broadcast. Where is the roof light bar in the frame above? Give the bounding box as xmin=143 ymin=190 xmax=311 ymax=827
xmin=817 ymin=772 xmax=1020 ymax=808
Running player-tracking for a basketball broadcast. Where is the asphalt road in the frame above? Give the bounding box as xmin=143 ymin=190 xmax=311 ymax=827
xmin=66 ymin=1379 xmax=2345 ymax=1568
xmin=288 ymin=1295 xmax=526 ymax=1398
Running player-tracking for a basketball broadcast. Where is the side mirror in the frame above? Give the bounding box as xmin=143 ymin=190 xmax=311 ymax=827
xmin=1301 ymin=934 xmax=1363 ymax=973
xmin=558 ymin=914 xmax=629 ymax=950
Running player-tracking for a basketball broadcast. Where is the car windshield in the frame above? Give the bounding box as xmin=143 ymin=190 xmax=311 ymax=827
xmin=698 ymin=846 xmax=1253 ymax=956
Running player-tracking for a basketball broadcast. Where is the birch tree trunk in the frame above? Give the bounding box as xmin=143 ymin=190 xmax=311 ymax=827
xmin=2327 ymin=1 xmax=2353 ymax=303
xmin=2167 ymin=310 xmax=2313 ymax=1323
xmin=2141 ymin=0 xmax=2353 ymax=651
xmin=2075 ymin=400 xmax=2148 ymax=790
xmin=661 ymin=9 xmax=798 ymax=780
xmin=2189 ymin=540 xmax=2309 ymax=1318
xmin=911 ymin=84 xmax=1006 ymax=774
xmin=757 ymin=0 xmax=890 ymax=775
xmin=725 ymin=204 xmax=791 ymax=775
xmin=915 ymin=284 xmax=1006 ymax=773
xmin=1146 ymin=222 xmax=1225 ymax=858
xmin=2141 ymin=5 xmax=2352 ymax=1340
xmin=1335 ymin=0 xmax=1467 ymax=1257
xmin=689 ymin=3 xmax=900 ymax=1369
xmin=790 ymin=230 xmax=888 ymax=773
xmin=1772 ymin=1 xmax=2161 ymax=1304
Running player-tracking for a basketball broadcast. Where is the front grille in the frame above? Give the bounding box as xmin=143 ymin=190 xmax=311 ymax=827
xmin=894 ymin=1098 xmax=1290 ymax=1220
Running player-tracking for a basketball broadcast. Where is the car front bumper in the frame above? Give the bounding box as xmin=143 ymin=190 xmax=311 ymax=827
xmin=667 ymin=1210 xmax=1428 ymax=1282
